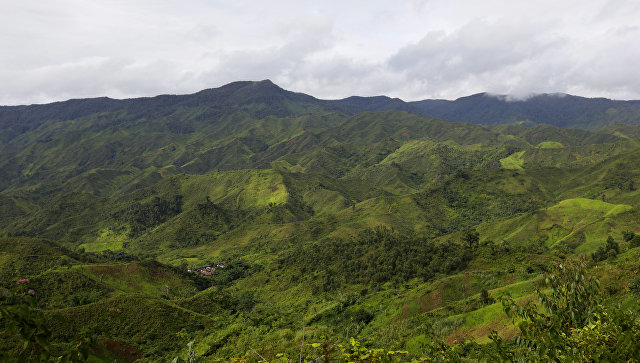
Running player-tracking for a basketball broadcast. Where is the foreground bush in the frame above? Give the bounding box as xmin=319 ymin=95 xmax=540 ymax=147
xmin=489 ymin=260 xmax=640 ymax=362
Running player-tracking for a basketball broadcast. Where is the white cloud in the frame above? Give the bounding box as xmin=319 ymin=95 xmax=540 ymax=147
xmin=1 ymin=0 xmax=639 ymax=105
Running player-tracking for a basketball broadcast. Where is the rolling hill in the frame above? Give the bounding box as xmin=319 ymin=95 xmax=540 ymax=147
xmin=2 ymin=81 xmax=640 ymax=361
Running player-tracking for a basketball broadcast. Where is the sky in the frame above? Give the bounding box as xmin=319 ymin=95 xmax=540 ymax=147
xmin=1 ymin=0 xmax=639 ymax=105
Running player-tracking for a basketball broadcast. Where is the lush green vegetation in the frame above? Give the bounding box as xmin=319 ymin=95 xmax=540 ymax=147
xmin=2 ymin=81 xmax=640 ymax=361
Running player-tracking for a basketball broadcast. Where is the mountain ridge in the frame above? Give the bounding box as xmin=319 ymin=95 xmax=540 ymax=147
xmin=4 ymin=80 xmax=640 ymax=132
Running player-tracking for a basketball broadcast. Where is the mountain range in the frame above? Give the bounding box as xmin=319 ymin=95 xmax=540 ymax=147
xmin=1 ymin=80 xmax=640 ymax=360
xmin=3 ymin=80 xmax=640 ymax=136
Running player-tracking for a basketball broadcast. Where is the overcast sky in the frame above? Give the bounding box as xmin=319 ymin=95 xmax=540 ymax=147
xmin=1 ymin=0 xmax=639 ymax=105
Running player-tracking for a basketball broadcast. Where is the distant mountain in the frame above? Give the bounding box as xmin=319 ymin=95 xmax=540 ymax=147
xmin=4 ymin=81 xmax=640 ymax=137
xmin=409 ymin=93 xmax=640 ymax=129
xmin=325 ymin=95 xmax=429 ymax=116
xmin=326 ymin=91 xmax=640 ymax=129
xmin=0 ymin=80 xmax=327 ymax=143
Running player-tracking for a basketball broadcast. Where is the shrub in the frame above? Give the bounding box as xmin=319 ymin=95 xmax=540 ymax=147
xmin=623 ymin=230 xmax=636 ymax=242
xmin=480 ymin=288 xmax=495 ymax=305
xmin=592 ymin=236 xmax=619 ymax=262
xmin=350 ymin=309 xmax=374 ymax=325
xmin=490 ymin=260 xmax=640 ymax=362
xmin=629 ymin=277 xmax=640 ymax=296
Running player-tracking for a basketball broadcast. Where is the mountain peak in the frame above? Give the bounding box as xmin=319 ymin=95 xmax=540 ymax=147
xmin=255 ymin=79 xmax=275 ymax=85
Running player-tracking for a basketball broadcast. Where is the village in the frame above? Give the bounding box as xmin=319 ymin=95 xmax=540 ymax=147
xmin=187 ymin=263 xmax=226 ymax=276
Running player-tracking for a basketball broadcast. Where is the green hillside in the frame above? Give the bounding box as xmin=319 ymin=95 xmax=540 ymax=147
xmin=2 ymin=82 xmax=640 ymax=361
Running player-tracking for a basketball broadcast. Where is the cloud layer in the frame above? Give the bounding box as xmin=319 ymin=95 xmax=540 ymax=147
xmin=1 ymin=0 xmax=639 ymax=105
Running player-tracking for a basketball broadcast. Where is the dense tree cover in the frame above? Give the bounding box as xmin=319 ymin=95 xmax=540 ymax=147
xmin=116 ymin=195 xmax=183 ymax=237
xmin=168 ymin=197 xmax=234 ymax=248
xmin=283 ymin=227 xmax=473 ymax=289
xmin=413 ymin=177 xmax=543 ymax=234
xmin=602 ymin=164 xmax=636 ymax=191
